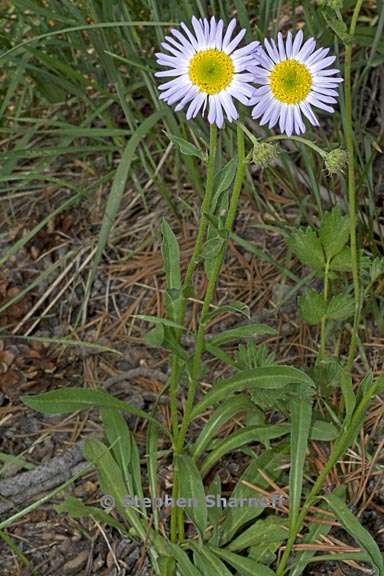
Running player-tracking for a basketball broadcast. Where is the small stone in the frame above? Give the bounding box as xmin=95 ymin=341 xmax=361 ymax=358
xmin=63 ymin=549 xmax=89 ymax=574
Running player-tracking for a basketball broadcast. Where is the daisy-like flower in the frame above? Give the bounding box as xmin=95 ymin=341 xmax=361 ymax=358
xmin=250 ymin=30 xmax=343 ymax=136
xmin=155 ymin=17 xmax=260 ymax=128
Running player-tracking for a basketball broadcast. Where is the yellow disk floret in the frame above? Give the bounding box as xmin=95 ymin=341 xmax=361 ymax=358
xmin=269 ymin=59 xmax=312 ymax=104
xmin=189 ymin=49 xmax=234 ymax=95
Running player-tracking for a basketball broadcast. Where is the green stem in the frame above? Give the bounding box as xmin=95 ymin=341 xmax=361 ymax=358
xmin=345 ymin=0 xmax=364 ymax=371
xmin=169 ymin=123 xmax=218 ymax=543
xmin=320 ymin=259 xmax=330 ymax=360
xmin=239 ymin=123 xmax=326 ymax=159
xmin=176 ymin=123 xmax=246 ymax=453
xmin=169 ymin=124 xmax=218 ymax=441
xmin=265 ymin=134 xmax=326 ymax=158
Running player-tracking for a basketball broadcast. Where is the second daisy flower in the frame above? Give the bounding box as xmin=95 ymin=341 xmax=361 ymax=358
xmin=250 ymin=30 xmax=343 ymax=135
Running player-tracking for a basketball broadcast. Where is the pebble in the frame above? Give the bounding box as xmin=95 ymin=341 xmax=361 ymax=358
xmin=63 ymin=549 xmax=89 ymax=574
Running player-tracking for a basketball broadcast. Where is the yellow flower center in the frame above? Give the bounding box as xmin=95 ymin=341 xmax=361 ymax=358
xmin=189 ymin=49 xmax=234 ymax=95
xmin=269 ymin=59 xmax=312 ymax=104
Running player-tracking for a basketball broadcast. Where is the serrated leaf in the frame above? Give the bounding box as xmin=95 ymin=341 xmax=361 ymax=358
xmin=288 ymin=228 xmax=325 ymax=270
xmin=192 ymin=366 xmax=315 ymax=417
xmin=298 ymin=289 xmax=327 ymax=325
xmin=170 ymin=134 xmax=203 ymax=159
xmin=329 ymin=246 xmax=352 ymax=271
xmin=176 ymin=455 xmax=207 ymax=535
xmin=323 ymin=493 xmax=384 ymax=573
xmin=326 ymin=294 xmax=354 ymax=321
xmin=319 ymin=208 xmax=350 ymax=261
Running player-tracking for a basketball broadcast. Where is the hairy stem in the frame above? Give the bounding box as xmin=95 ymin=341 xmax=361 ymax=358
xmin=169 ymin=124 xmax=218 ymax=543
xmin=176 ymin=123 xmax=246 ymax=453
xmin=345 ymin=0 xmax=364 ymax=371
xmin=320 ymin=259 xmax=330 ymax=360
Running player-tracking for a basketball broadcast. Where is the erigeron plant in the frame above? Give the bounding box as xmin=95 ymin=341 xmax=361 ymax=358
xmin=22 ymin=9 xmax=384 ymax=576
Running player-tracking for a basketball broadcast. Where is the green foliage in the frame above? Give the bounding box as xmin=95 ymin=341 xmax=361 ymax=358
xmin=176 ymin=455 xmax=208 ymax=536
xmin=298 ymin=288 xmax=327 ymax=325
xmin=288 ymin=227 xmax=325 ymax=271
xmin=6 ymin=4 xmax=383 ymax=576
xmin=324 ymin=493 xmax=384 ymax=573
xmin=326 ymin=293 xmax=355 ymax=320
xmin=288 ymin=383 xmax=313 ymax=535
xmin=319 ymin=208 xmax=350 ymax=261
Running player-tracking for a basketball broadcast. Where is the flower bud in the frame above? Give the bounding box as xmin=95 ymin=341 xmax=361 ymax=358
xmin=324 ymin=148 xmax=348 ymax=175
xmin=252 ymin=141 xmax=279 ymax=169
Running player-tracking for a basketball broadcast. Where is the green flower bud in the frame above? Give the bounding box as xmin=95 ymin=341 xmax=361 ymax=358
xmin=324 ymin=148 xmax=348 ymax=175
xmin=318 ymin=0 xmax=343 ymax=9
xmin=252 ymin=141 xmax=279 ymax=169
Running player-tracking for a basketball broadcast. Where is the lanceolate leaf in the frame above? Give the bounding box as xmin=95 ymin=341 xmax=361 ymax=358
xmin=21 ymin=388 xmax=162 ymax=428
xmin=228 ymin=516 xmax=288 ymax=552
xmin=165 ymin=543 xmax=202 ymax=576
xmin=161 ymin=219 xmax=181 ymax=290
xmin=190 ymin=543 xmax=233 ymax=576
xmin=192 ymin=366 xmax=315 ymax=418
xmin=169 ymin=134 xmax=204 ymax=159
xmin=201 ymin=425 xmax=290 ymax=477
xmin=323 ymin=493 xmax=384 ymax=574
xmin=176 ymin=455 xmax=207 ymax=536
xmin=209 ymin=323 xmax=276 ymax=347
xmin=101 ymin=408 xmax=133 ymax=493
xmin=208 ymin=546 xmax=276 ymax=576
xmin=219 ymin=449 xmax=288 ymax=545
xmin=191 ymin=395 xmax=255 ymax=460
xmin=289 ymin=383 xmax=313 ymax=535
xmin=56 ymin=496 xmax=128 ymax=534
xmin=290 ymin=503 xmax=332 ymax=576
xmin=82 ymin=438 xmax=145 ymax=539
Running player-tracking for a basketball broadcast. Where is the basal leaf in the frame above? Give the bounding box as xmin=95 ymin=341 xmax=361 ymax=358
xmin=176 ymin=455 xmax=207 ymax=536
